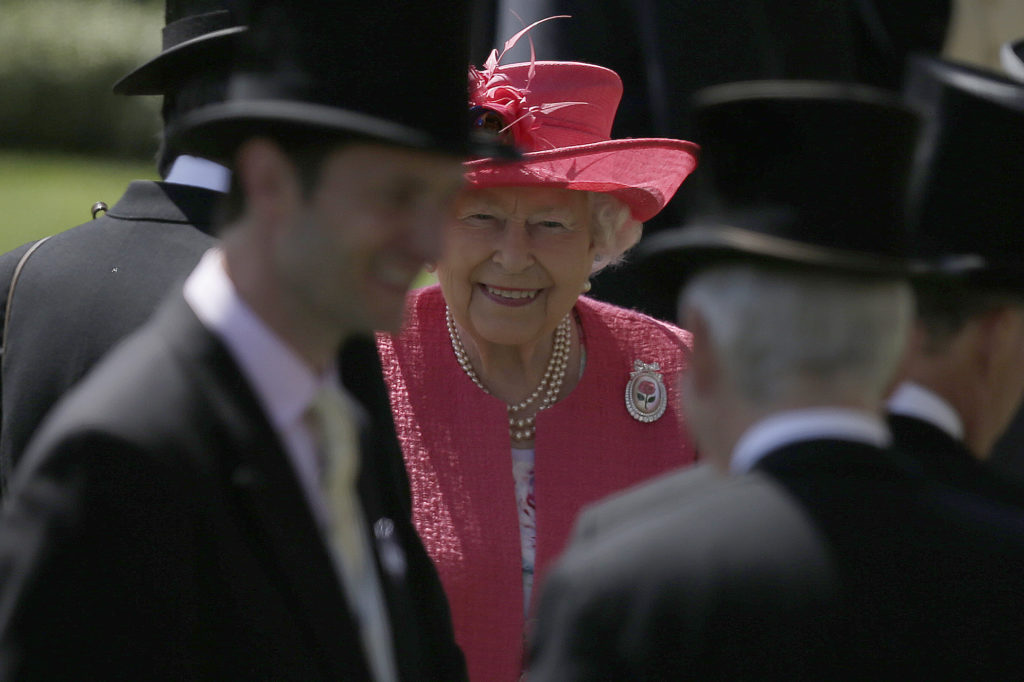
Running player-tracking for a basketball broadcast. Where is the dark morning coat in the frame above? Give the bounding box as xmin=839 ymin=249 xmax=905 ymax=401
xmin=0 ymin=295 xmax=467 ymax=681
xmin=0 ymin=180 xmax=220 ymax=495
xmin=889 ymin=413 xmax=1024 ymax=508
xmin=529 ymin=440 xmax=1024 ymax=681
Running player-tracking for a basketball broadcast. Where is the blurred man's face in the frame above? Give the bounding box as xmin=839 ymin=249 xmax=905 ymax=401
xmin=277 ymin=143 xmax=464 ymax=335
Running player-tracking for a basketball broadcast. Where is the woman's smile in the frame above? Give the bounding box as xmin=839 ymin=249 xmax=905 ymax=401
xmin=479 ymin=283 xmax=543 ymax=307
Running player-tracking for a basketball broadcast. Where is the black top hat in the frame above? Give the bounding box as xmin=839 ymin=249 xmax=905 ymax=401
xmin=1003 ymin=38 xmax=1024 ymax=82
xmin=113 ymin=0 xmax=246 ymax=95
xmin=168 ymin=0 xmax=476 ymax=161
xmin=639 ymin=80 xmax=922 ymax=290
xmin=902 ymin=56 xmax=1024 ymax=289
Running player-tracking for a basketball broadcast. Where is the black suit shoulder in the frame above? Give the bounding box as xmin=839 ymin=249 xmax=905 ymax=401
xmin=758 ymin=439 xmax=1024 ymax=677
xmin=889 ymin=413 xmax=1024 ymax=508
xmin=0 ymin=180 xmax=221 ymax=494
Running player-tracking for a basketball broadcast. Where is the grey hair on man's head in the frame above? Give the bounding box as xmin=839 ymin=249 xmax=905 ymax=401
xmin=586 ymin=192 xmax=643 ymax=273
xmin=682 ymin=264 xmax=913 ymax=407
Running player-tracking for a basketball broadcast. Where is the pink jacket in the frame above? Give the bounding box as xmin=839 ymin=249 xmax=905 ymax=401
xmin=377 ymin=286 xmax=696 ymax=681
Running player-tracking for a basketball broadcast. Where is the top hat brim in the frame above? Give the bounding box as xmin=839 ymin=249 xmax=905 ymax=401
xmin=169 ymin=99 xmax=476 ymax=162
xmin=464 ymin=138 xmax=700 ymax=223
xmin=909 ymin=253 xmax=1024 ymax=292
xmin=638 ymin=222 xmax=911 ymax=295
xmin=113 ymin=26 xmax=246 ymax=95
xmin=1002 ymin=39 xmax=1024 ymax=82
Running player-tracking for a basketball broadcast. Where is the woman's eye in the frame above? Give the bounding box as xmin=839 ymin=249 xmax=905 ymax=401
xmin=539 ymin=220 xmax=566 ymax=229
xmin=460 ymin=213 xmax=497 ymax=227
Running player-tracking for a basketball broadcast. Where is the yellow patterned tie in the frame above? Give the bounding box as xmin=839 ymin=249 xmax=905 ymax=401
xmin=308 ymin=385 xmax=397 ymax=682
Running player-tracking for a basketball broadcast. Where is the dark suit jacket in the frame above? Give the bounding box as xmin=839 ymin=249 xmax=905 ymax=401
xmin=0 ymin=180 xmax=220 ymax=495
xmin=890 ymin=413 xmax=1024 ymax=508
xmin=978 ymin=406 xmax=1024 ymax=486
xmin=529 ymin=440 xmax=1024 ymax=681
xmin=0 ymin=295 xmax=467 ymax=681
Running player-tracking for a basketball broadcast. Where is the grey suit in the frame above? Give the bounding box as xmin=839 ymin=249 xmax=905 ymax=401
xmin=570 ymin=462 xmax=719 ymax=544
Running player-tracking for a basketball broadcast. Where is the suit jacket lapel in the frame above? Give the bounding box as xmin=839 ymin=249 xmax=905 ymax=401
xmin=343 ymin=334 xmax=432 ymax=679
xmin=156 ymin=295 xmax=373 ymax=680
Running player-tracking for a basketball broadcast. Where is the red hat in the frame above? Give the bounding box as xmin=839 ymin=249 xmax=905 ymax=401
xmin=465 ymin=60 xmax=700 ymax=223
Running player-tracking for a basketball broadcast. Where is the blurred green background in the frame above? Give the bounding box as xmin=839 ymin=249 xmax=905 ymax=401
xmin=0 ymin=0 xmax=161 ymax=252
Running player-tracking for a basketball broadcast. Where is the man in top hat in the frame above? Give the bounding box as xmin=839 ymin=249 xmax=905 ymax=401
xmin=0 ymin=0 xmax=244 ymax=496
xmin=527 ymin=82 xmax=1024 ymax=680
xmin=887 ymin=56 xmax=1024 ymax=506
xmin=0 ymin=1 xmax=475 ymax=679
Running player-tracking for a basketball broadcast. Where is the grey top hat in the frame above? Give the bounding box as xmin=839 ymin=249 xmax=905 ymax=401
xmin=639 ymin=80 xmax=922 ymax=296
xmin=113 ymin=1 xmax=245 ymax=95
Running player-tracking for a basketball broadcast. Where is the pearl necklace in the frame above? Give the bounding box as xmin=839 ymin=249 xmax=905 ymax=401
xmin=446 ymin=306 xmax=572 ymax=442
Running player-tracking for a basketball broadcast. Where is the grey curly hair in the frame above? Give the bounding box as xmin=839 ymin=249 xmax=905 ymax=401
xmin=586 ymin=192 xmax=643 ymax=273
xmin=683 ymin=264 xmax=913 ymax=407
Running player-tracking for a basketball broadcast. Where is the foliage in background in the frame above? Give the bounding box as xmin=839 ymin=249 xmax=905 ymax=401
xmin=0 ymin=151 xmax=154 ymax=252
xmin=0 ymin=0 xmax=163 ymax=160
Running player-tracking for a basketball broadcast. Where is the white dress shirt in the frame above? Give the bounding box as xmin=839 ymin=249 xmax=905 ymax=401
xmin=731 ymin=408 xmax=892 ymax=474
xmin=184 ymin=248 xmax=331 ymax=526
xmin=887 ymin=380 xmax=964 ymax=441
xmin=164 ymin=155 xmax=231 ymax=193
xmin=183 ymin=248 xmax=397 ymax=682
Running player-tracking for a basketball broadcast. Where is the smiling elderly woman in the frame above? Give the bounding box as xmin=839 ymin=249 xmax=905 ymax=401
xmin=376 ymin=58 xmax=700 ymax=681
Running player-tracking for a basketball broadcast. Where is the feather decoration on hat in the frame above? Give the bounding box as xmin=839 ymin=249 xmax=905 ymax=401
xmin=469 ymin=15 xmax=586 ymax=151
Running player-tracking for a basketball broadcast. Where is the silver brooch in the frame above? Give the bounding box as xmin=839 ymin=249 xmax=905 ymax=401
xmin=625 ymin=360 xmax=667 ymax=423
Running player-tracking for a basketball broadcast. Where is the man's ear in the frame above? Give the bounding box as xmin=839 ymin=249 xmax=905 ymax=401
xmin=683 ymin=306 xmax=720 ymax=396
xmin=234 ymin=137 xmax=300 ymax=226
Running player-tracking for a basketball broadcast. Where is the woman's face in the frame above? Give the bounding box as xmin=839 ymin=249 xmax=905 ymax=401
xmin=437 ymin=185 xmax=597 ymax=349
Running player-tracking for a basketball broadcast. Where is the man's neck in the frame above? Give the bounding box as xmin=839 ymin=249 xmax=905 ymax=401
xmin=221 ymin=237 xmax=342 ymax=375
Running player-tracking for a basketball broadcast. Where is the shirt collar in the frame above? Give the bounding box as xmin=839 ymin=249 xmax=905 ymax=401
xmin=730 ymin=407 xmax=891 ymax=474
xmin=183 ymin=248 xmax=337 ymax=432
xmin=887 ymin=380 xmax=964 ymax=441
xmin=164 ymin=155 xmax=231 ymax=193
